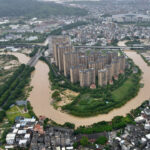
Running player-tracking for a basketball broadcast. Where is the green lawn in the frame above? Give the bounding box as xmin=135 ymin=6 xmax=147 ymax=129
xmin=112 ymin=77 xmax=134 ymax=101
xmin=6 ymin=105 xmax=31 ymax=123
xmin=62 ymin=74 xmax=140 ymax=117
xmin=74 ymin=94 xmax=104 ymax=112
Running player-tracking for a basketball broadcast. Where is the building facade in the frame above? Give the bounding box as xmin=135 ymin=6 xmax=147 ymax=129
xmin=79 ymin=68 xmax=95 ymax=87
xmin=98 ymin=69 xmax=108 ymax=86
xmin=51 ymin=36 xmax=126 ymax=87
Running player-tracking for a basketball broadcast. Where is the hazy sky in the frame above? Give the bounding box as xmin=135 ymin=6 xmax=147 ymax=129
xmin=42 ymin=0 xmax=99 ymax=2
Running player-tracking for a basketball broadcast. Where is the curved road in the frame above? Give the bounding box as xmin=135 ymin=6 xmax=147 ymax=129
xmin=9 ymin=51 xmax=150 ymax=127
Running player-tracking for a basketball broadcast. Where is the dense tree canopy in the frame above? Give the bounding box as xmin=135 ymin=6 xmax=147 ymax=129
xmin=80 ymin=136 xmax=89 ymax=146
xmin=0 ymin=64 xmax=34 ymax=121
xmin=95 ymin=136 xmax=108 ymax=145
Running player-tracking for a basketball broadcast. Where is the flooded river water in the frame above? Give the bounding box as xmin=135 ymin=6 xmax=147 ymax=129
xmin=8 ymin=51 xmax=150 ymax=127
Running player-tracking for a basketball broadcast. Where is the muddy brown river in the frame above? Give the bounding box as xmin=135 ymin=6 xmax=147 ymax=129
xmin=8 ymin=51 xmax=150 ymax=127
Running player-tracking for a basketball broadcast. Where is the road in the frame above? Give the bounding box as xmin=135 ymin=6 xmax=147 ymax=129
xmin=27 ymin=49 xmax=43 ymax=67
xmin=74 ymin=45 xmax=145 ymax=50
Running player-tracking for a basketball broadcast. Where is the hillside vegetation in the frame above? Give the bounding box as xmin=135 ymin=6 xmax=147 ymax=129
xmin=0 ymin=0 xmax=87 ymax=18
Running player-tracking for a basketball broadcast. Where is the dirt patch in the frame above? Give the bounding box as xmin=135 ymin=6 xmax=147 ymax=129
xmin=117 ymin=40 xmax=128 ymax=46
xmin=57 ymin=89 xmax=79 ymax=107
xmin=63 ymin=89 xmax=79 ymax=97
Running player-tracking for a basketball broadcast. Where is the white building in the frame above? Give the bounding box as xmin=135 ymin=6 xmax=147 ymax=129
xmin=6 ymin=133 xmax=16 ymax=145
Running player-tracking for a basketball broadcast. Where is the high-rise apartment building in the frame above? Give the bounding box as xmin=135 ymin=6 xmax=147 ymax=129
xmin=119 ymin=56 xmax=126 ymax=73
xmin=88 ymin=52 xmax=101 ymax=62
xmin=106 ymin=51 xmax=118 ymax=64
xmin=51 ymin=36 xmax=126 ymax=87
xmin=64 ymin=51 xmax=80 ymax=77
xmin=79 ymin=55 xmax=89 ymax=68
xmin=70 ymin=65 xmax=86 ymax=83
xmin=88 ymin=60 xmax=103 ymax=76
xmin=51 ymin=36 xmax=71 ymax=66
xmin=79 ymin=68 xmax=95 ymax=87
xmin=98 ymin=69 xmax=108 ymax=86
xmin=52 ymin=36 xmax=70 ymax=66
xmin=111 ymin=57 xmax=120 ymax=77
xmin=106 ymin=65 xmax=113 ymax=82
xmin=57 ymin=45 xmax=73 ymax=71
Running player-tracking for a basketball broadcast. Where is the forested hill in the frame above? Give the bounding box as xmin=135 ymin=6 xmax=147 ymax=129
xmin=0 ymin=0 xmax=88 ymax=18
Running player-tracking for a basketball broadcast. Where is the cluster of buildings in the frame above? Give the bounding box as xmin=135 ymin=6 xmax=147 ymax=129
xmin=0 ymin=16 xmax=86 ymax=42
xmin=71 ymin=0 xmax=150 ymax=20
xmin=5 ymin=117 xmax=36 ymax=149
xmin=52 ymin=36 xmax=126 ymax=88
xmin=110 ymin=101 xmax=150 ymax=150
xmin=31 ymin=126 xmax=74 ymax=150
xmin=64 ymin=20 xmax=150 ymax=46
xmin=5 ymin=101 xmax=150 ymax=150
xmin=112 ymin=13 xmax=150 ymax=23
xmin=5 ymin=116 xmax=75 ymax=150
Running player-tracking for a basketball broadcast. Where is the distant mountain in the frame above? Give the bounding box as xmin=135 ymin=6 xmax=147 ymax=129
xmin=0 ymin=0 xmax=88 ymax=18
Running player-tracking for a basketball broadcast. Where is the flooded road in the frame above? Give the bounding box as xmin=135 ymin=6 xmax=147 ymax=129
xmin=9 ymin=51 xmax=150 ymax=127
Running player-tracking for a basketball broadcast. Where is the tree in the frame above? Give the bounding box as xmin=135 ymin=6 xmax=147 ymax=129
xmin=95 ymin=136 xmax=108 ymax=145
xmin=52 ymin=91 xmax=60 ymax=98
xmin=73 ymin=142 xmax=79 ymax=149
xmin=51 ymin=91 xmax=61 ymax=101
xmin=63 ymin=122 xmax=75 ymax=129
xmin=80 ymin=136 xmax=89 ymax=146
xmin=0 ymin=110 xmax=5 ymax=122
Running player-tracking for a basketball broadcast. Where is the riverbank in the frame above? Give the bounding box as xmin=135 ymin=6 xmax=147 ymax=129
xmin=0 ymin=52 xmax=30 ymax=64
xmin=8 ymin=51 xmax=150 ymax=127
xmin=27 ymin=51 xmax=150 ymax=127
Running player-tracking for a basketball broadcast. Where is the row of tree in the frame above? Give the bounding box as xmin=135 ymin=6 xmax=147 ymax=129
xmin=0 ymin=64 xmax=34 ymax=122
xmin=74 ymin=101 xmax=149 ymax=135
xmin=29 ymin=47 xmax=39 ymax=57
xmin=50 ymin=21 xmax=88 ymax=36
xmin=74 ymin=115 xmax=135 ymax=134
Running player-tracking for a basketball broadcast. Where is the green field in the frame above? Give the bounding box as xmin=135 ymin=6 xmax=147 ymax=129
xmin=112 ymin=77 xmax=134 ymax=101
xmin=71 ymin=94 xmax=105 ymax=113
xmin=6 ymin=105 xmax=31 ymax=123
